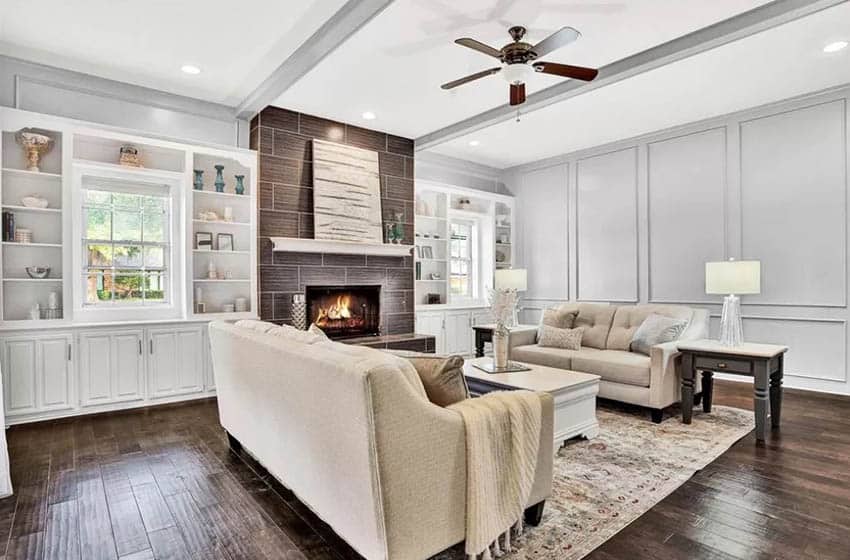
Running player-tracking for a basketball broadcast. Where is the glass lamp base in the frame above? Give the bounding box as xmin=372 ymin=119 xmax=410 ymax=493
xmin=719 ymin=294 xmax=743 ymax=346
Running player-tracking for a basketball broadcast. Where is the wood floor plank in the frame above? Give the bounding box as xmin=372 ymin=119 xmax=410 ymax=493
xmin=5 ymin=531 xmax=43 ymax=560
xmin=103 ymin=481 xmax=149 ymax=557
xmin=147 ymin=526 xmax=190 ymax=560
xmin=77 ymin=475 xmax=118 ymax=560
xmin=47 ymin=469 xmax=77 ymax=505
xmin=163 ymin=491 xmax=217 ymax=555
xmin=44 ymin=499 xmax=80 ymax=560
xmin=132 ymin=483 xmax=175 ymax=533
xmin=9 ymin=481 xmax=47 ymax=538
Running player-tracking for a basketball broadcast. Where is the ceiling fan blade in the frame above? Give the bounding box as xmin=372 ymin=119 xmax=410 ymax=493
xmin=441 ymin=67 xmax=502 ymax=90
xmin=509 ymin=83 xmax=526 ymax=106
xmin=531 ymin=26 xmax=580 ymax=58
xmin=533 ymin=62 xmax=598 ymax=81
xmin=454 ymin=38 xmax=503 ymax=59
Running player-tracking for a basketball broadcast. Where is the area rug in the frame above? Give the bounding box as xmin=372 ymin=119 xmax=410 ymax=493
xmin=432 ymin=404 xmax=754 ymax=560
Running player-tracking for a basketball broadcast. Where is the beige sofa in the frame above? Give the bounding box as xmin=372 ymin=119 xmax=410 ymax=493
xmin=209 ymin=321 xmax=554 ymax=560
xmin=509 ymin=303 xmax=709 ymax=422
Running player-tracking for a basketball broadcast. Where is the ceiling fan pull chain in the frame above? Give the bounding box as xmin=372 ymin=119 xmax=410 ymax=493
xmin=516 ymin=108 xmax=521 ymax=123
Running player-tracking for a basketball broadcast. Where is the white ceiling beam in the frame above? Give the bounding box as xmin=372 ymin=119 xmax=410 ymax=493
xmin=235 ymin=0 xmax=395 ymax=120
xmin=415 ymin=0 xmax=847 ymax=151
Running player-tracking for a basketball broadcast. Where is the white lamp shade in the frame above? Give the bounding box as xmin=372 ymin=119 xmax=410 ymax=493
xmin=495 ymin=268 xmax=527 ymax=291
xmin=705 ymin=260 xmax=760 ymax=295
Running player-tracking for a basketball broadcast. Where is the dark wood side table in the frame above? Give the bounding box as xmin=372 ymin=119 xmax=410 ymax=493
xmin=677 ymin=340 xmax=788 ymax=442
xmin=471 ymin=324 xmax=538 ymax=357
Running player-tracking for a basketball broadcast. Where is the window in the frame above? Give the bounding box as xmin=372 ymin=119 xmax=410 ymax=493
xmin=82 ymin=185 xmax=170 ymax=306
xmin=450 ymin=220 xmax=476 ymax=298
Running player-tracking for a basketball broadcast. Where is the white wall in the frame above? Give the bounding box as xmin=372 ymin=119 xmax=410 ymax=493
xmin=416 ymin=151 xmax=506 ymax=194
xmin=504 ymin=85 xmax=850 ymax=395
xmin=0 ymin=56 xmax=247 ymax=147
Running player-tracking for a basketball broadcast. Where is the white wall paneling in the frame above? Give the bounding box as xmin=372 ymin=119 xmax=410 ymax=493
xmin=647 ymin=128 xmax=727 ymax=303
xmin=739 ymin=100 xmax=847 ymax=308
xmin=504 ymin=85 xmax=850 ymax=395
xmin=576 ymin=148 xmax=639 ymax=302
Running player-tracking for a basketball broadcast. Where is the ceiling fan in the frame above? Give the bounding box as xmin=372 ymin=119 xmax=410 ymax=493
xmin=441 ymin=25 xmax=599 ymax=106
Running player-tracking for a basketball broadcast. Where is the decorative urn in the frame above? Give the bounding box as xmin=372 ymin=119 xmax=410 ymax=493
xmin=14 ymin=128 xmax=54 ymax=172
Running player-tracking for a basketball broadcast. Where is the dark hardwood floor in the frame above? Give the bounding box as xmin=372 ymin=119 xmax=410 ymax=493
xmin=0 ymin=380 xmax=848 ymax=559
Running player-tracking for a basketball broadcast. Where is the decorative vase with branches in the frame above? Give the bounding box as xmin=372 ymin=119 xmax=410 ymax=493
xmin=488 ymin=287 xmax=518 ymax=368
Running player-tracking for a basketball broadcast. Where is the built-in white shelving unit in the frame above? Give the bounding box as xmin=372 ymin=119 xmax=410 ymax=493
xmin=414 ymin=181 xmax=514 ymax=307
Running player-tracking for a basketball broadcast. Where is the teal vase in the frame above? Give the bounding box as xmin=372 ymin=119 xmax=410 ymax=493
xmin=214 ymin=164 xmax=225 ymax=192
xmin=234 ymin=175 xmax=245 ymax=195
xmin=193 ymin=169 xmax=204 ymax=190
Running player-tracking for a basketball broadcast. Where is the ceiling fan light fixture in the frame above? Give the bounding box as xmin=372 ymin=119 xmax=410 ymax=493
xmin=501 ymin=63 xmax=533 ymax=84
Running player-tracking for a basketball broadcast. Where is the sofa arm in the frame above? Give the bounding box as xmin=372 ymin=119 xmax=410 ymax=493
xmin=648 ymin=341 xmax=682 ymax=409
xmin=508 ymin=327 xmax=538 ymax=350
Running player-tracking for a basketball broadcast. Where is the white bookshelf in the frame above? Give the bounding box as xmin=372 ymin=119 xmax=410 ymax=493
xmin=0 ymin=107 xmax=258 ymax=325
xmin=414 ymin=181 xmax=515 ymax=307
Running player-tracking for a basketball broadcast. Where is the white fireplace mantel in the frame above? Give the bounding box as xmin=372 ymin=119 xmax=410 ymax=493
xmin=270 ymin=237 xmax=412 ymax=257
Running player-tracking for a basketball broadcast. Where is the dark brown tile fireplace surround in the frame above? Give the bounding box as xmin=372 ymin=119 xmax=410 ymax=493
xmin=250 ymin=106 xmax=431 ymax=351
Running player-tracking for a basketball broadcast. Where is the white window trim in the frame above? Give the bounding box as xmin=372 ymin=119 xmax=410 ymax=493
xmin=449 ymin=216 xmax=481 ymax=302
xmin=71 ymin=164 xmax=184 ymax=322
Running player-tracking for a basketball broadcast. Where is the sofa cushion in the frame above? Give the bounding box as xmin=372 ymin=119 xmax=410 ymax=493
xmin=393 ymin=354 xmax=468 ymax=407
xmin=538 ymin=325 xmax=583 ymax=350
xmin=571 ymin=350 xmax=651 ymax=387
xmin=537 ymin=307 xmax=578 ymax=340
xmin=630 ymin=313 xmax=688 ymax=356
xmin=511 ymin=344 xmax=602 ymax=370
xmin=606 ymin=304 xmax=693 ymax=351
xmin=552 ymin=303 xmax=616 ymax=349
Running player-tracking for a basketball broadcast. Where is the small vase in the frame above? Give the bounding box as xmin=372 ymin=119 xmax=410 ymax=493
xmin=193 ymin=169 xmax=204 ymax=190
xmin=234 ymin=175 xmax=245 ymax=195
xmin=492 ymin=328 xmax=509 ymax=368
xmin=214 ymin=164 xmax=225 ymax=193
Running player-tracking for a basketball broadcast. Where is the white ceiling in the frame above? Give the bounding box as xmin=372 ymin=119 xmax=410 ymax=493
xmin=0 ymin=0 xmax=349 ymax=106
xmin=273 ymin=0 xmax=773 ymax=138
xmin=428 ymin=1 xmax=850 ymax=168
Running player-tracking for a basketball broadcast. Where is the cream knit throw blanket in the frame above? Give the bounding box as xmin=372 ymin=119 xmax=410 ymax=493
xmin=449 ymin=391 xmax=542 ymax=560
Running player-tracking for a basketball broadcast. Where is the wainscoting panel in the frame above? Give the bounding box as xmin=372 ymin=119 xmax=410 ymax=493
xmin=647 ymin=128 xmax=726 ymax=303
xmin=739 ymin=100 xmax=847 ymax=307
xmin=576 ymin=148 xmax=638 ymax=302
xmin=518 ymin=164 xmax=569 ymax=300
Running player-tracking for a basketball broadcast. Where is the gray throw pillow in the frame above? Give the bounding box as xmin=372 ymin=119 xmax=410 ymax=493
xmin=386 ymin=351 xmax=468 ymax=407
xmin=630 ymin=313 xmax=688 ymax=355
xmin=538 ymin=325 xmax=583 ymax=350
xmin=538 ymin=307 xmax=579 ymax=341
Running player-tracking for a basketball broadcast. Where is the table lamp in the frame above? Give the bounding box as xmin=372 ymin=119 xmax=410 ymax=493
xmin=705 ymin=259 xmax=760 ymax=346
xmin=495 ymin=268 xmax=527 ymax=327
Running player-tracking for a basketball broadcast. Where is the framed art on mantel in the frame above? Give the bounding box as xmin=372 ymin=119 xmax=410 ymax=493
xmin=312 ymin=139 xmax=382 ymax=243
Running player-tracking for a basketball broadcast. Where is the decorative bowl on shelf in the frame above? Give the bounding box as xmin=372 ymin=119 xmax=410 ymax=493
xmin=14 ymin=128 xmax=54 ymax=172
xmin=21 ymin=196 xmax=49 ymax=209
xmin=25 ymin=266 xmax=51 ymax=279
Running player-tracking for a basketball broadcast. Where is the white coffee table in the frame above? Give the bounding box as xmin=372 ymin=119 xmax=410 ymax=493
xmin=463 ymin=357 xmax=600 ymax=450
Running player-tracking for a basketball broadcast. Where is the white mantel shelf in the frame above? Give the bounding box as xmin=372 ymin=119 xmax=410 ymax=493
xmin=270 ymin=237 xmax=412 ymax=257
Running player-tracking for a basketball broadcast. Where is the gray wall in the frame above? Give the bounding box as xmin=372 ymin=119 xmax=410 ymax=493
xmin=415 ymin=151 xmax=506 ymax=194
xmin=503 ymin=84 xmax=850 ymax=395
xmin=0 ymin=56 xmax=247 ymax=147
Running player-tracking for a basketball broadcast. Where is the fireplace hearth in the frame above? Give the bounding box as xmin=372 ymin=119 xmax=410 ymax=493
xmin=306 ymin=285 xmax=381 ymax=339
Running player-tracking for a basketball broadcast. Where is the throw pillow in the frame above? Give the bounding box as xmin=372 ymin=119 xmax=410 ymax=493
xmin=630 ymin=313 xmax=688 ymax=355
xmin=537 ymin=325 xmax=583 ymax=350
xmin=538 ymin=307 xmax=579 ymax=341
xmin=389 ymin=353 xmax=468 ymax=407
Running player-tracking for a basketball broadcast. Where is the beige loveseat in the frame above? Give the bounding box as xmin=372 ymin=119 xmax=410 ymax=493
xmin=209 ymin=321 xmax=554 ymax=560
xmin=509 ymin=303 xmax=709 ymax=422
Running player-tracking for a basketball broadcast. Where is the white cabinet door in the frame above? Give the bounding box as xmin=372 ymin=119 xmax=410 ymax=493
xmin=444 ymin=311 xmax=472 ymax=356
xmin=113 ymin=331 xmax=144 ymax=402
xmin=176 ymin=328 xmax=204 ymax=393
xmin=38 ymin=335 xmax=73 ymax=410
xmin=2 ymin=338 xmax=38 ymax=415
xmin=148 ymin=326 xmax=205 ymax=398
xmin=416 ymin=312 xmax=445 ymax=355
xmin=80 ymin=330 xmax=144 ymax=407
xmin=203 ymin=331 xmax=215 ymax=391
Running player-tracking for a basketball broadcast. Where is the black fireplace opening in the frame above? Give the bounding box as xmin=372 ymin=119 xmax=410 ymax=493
xmin=305 ymin=285 xmax=381 ymax=339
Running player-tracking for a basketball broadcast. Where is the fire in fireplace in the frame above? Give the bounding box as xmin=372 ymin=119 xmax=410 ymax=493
xmin=305 ymin=285 xmax=381 ymax=339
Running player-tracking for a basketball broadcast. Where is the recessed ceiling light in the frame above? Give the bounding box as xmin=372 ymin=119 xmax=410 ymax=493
xmin=823 ymin=41 xmax=848 ymax=53
xmin=181 ymin=64 xmax=201 ymax=75
xmin=362 ymin=111 xmax=376 ymax=120
xmin=469 ymin=140 xmax=480 ymax=147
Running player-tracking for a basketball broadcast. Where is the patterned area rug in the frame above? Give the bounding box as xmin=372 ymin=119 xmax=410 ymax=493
xmin=432 ymin=403 xmax=754 ymax=560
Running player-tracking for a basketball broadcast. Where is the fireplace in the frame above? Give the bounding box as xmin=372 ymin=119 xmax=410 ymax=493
xmin=306 ymin=285 xmax=381 ymax=339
